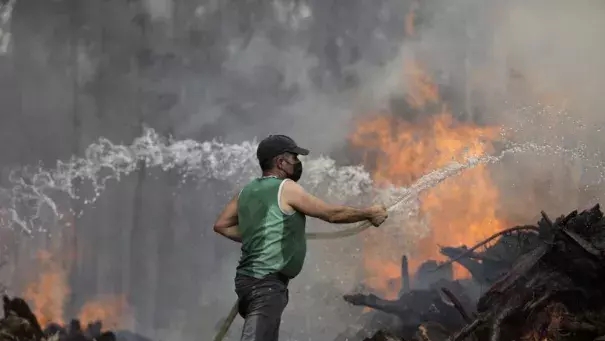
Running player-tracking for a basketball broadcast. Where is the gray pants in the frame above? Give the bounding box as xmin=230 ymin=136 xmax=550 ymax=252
xmin=235 ymin=273 xmax=289 ymax=341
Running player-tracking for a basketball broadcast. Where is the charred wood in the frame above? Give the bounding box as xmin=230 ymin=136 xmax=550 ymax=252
xmin=450 ymin=204 xmax=605 ymax=341
xmin=353 ymin=204 xmax=605 ymax=341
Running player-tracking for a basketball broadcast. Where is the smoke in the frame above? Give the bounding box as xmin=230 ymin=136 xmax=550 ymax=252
xmin=482 ymin=1 xmax=605 ymax=219
xmin=389 ymin=0 xmax=605 ymax=219
xmin=2 ymin=0 xmax=605 ymax=340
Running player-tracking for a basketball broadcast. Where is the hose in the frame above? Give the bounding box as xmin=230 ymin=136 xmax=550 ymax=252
xmin=213 ymin=298 xmax=240 ymax=341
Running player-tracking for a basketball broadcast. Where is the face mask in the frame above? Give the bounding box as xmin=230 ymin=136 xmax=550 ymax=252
xmin=281 ymin=159 xmax=303 ymax=182
xmin=289 ymin=161 xmax=303 ymax=182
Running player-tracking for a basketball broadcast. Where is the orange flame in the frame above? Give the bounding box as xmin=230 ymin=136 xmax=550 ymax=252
xmin=23 ymin=251 xmax=69 ymax=327
xmin=23 ymin=250 xmax=128 ymax=330
xmin=78 ymin=295 xmax=128 ymax=330
xmin=350 ymin=59 xmax=505 ymax=298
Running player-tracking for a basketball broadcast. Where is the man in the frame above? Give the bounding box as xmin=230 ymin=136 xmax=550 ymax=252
xmin=214 ymin=134 xmax=389 ymax=341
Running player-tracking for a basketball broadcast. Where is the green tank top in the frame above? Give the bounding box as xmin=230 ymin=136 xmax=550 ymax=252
xmin=236 ymin=176 xmax=307 ymax=279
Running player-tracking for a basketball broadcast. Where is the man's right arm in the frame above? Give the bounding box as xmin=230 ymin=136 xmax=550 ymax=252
xmin=282 ymin=180 xmax=387 ymax=226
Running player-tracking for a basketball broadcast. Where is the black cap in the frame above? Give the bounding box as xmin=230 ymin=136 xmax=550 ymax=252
xmin=257 ymin=135 xmax=309 ymax=164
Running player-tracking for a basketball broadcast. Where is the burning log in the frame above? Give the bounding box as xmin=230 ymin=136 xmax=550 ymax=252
xmin=449 ymin=204 xmax=605 ymax=341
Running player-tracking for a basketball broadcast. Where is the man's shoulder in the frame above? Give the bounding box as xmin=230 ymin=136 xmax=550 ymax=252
xmin=281 ymin=178 xmax=304 ymax=193
xmin=281 ymin=179 xmax=314 ymax=205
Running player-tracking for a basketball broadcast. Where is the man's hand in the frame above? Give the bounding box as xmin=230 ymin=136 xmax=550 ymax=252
xmin=367 ymin=204 xmax=388 ymax=227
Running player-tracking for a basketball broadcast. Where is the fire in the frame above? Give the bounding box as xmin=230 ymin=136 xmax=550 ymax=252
xmin=23 ymin=250 xmax=129 ymax=330
xmin=23 ymin=250 xmax=69 ymax=327
xmin=350 ymin=59 xmax=506 ymax=298
xmin=78 ymin=295 xmax=128 ymax=330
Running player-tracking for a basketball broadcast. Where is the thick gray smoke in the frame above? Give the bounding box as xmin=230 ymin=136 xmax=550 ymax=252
xmin=1 ymin=0 xmax=605 ymax=340
xmin=460 ymin=0 xmax=605 ymax=219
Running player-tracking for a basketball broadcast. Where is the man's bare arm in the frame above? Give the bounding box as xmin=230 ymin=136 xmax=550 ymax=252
xmin=213 ymin=194 xmax=242 ymax=243
xmin=282 ymin=180 xmax=387 ymax=226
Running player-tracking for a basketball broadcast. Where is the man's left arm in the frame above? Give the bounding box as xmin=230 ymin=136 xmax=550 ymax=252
xmin=213 ymin=194 xmax=242 ymax=243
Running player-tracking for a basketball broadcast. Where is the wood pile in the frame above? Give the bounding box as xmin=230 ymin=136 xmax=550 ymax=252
xmin=351 ymin=204 xmax=605 ymax=341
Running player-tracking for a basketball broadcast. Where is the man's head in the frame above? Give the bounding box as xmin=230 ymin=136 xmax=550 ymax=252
xmin=257 ymin=135 xmax=309 ymax=181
